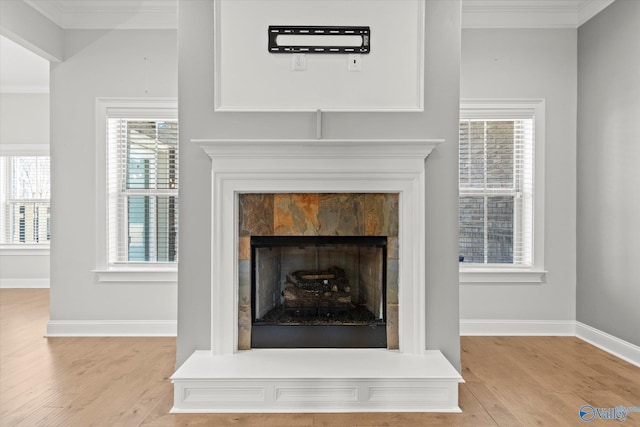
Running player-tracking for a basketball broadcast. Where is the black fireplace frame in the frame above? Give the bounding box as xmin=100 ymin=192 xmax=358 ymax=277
xmin=250 ymin=235 xmax=388 ymax=348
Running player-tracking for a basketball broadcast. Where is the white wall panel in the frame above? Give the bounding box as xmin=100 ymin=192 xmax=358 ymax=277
xmin=215 ymin=0 xmax=424 ymax=111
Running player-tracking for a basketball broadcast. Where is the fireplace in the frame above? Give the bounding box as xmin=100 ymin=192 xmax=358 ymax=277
xmin=251 ymin=235 xmax=388 ymax=348
xmin=171 ymin=139 xmax=462 ymax=413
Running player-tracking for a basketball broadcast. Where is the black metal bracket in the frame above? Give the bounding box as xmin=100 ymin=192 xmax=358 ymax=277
xmin=268 ymin=25 xmax=370 ymax=54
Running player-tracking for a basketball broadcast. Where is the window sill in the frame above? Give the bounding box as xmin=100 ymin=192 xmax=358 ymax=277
xmin=93 ymin=265 xmax=177 ymax=283
xmin=460 ymin=267 xmax=547 ymax=284
xmin=0 ymin=245 xmax=50 ymax=256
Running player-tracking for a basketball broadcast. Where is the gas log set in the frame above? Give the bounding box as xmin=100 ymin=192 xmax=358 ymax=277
xmin=283 ymin=266 xmax=352 ymax=316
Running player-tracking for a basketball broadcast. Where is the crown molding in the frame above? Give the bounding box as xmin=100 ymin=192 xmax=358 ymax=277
xmin=577 ymin=0 xmax=615 ymax=26
xmin=21 ymin=0 xmax=614 ymax=30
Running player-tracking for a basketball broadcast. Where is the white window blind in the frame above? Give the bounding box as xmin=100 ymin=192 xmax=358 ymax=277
xmin=107 ymin=116 xmax=179 ymax=264
xmin=0 ymin=156 xmax=51 ymax=245
xmin=459 ymin=110 xmax=534 ymax=266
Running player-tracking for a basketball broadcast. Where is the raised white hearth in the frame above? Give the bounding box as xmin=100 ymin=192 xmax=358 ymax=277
xmin=172 ymin=349 xmax=461 ymax=413
xmin=171 ymin=139 xmax=462 ymax=413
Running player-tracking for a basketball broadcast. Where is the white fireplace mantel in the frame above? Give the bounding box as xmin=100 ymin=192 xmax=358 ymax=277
xmin=171 ymin=138 xmax=463 ymax=413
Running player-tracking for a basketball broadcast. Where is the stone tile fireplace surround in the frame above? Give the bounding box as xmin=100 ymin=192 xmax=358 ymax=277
xmin=171 ymin=139 xmax=462 ymax=413
xmin=239 ymin=193 xmax=399 ymax=350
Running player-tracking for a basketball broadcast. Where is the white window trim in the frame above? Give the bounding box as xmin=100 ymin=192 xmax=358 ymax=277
xmin=94 ymin=98 xmax=178 ymax=284
xmin=0 ymin=144 xmax=51 ymax=254
xmin=0 ymin=144 xmax=49 ymax=157
xmin=459 ymin=99 xmax=546 ymax=284
xmin=0 ymin=245 xmax=50 ymax=256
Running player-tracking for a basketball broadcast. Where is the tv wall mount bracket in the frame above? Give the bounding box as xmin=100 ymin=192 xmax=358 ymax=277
xmin=268 ymin=25 xmax=370 ymax=54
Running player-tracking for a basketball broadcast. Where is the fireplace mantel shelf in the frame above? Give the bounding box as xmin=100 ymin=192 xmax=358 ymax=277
xmin=194 ymin=138 xmax=442 ymax=160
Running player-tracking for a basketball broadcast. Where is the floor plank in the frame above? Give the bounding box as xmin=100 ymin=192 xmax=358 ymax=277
xmin=1 ymin=289 xmax=639 ymax=426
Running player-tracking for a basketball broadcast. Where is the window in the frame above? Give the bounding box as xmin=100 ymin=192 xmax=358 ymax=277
xmin=107 ymin=116 xmax=178 ymax=264
xmin=459 ymin=100 xmax=545 ymax=283
xmin=94 ymin=99 xmax=178 ymax=282
xmin=0 ymin=156 xmax=50 ymax=246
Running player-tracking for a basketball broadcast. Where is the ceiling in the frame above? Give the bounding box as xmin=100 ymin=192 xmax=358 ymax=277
xmin=1 ymin=0 xmax=616 ymax=93
xmin=24 ymin=0 xmax=178 ymax=30
xmin=462 ymin=0 xmax=615 ymax=28
xmin=22 ymin=0 xmax=615 ymax=30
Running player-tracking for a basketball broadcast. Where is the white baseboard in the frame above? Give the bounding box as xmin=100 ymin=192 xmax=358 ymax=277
xmin=460 ymin=319 xmax=640 ymax=368
xmin=460 ymin=319 xmax=576 ymax=336
xmin=0 ymin=278 xmax=50 ymax=288
xmin=576 ymin=322 xmax=640 ymax=368
xmin=46 ymin=320 xmax=177 ymax=337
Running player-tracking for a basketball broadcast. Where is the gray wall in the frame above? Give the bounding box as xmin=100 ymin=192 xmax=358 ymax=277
xmin=0 ymin=93 xmax=49 ymax=145
xmin=577 ymin=0 xmax=640 ymax=346
xmin=460 ymin=29 xmax=577 ymax=322
xmin=0 ymin=93 xmax=50 ymax=288
xmin=49 ymin=30 xmax=178 ymax=325
xmin=176 ymin=0 xmax=462 ymax=370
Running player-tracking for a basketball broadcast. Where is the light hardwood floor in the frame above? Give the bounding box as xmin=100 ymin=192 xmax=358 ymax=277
xmin=1 ymin=289 xmax=638 ymax=426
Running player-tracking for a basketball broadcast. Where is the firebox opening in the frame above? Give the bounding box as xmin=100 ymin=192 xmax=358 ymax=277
xmin=251 ymin=236 xmax=387 ymax=348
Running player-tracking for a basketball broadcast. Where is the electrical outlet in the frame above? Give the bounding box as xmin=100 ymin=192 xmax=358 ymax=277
xmin=292 ymin=53 xmax=306 ymax=71
xmin=348 ymin=54 xmax=361 ymax=72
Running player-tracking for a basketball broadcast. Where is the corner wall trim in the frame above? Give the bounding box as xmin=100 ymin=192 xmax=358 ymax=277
xmin=0 ymin=278 xmax=50 ymax=288
xmin=46 ymin=320 xmax=177 ymax=337
xmin=576 ymin=322 xmax=640 ymax=368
